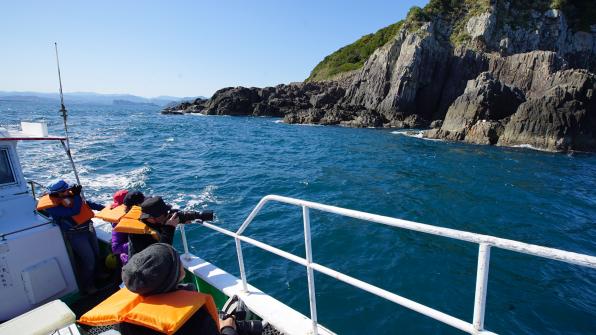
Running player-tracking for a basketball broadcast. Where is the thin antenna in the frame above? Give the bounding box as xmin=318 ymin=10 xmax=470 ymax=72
xmin=54 ymin=42 xmax=69 ymax=137
xmin=54 ymin=43 xmax=83 ymax=195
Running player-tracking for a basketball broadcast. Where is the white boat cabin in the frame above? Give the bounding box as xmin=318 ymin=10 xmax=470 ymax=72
xmin=0 ymin=123 xmax=78 ymax=321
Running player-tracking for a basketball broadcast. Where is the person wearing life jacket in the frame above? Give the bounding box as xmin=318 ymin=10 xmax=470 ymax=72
xmin=109 ymin=189 xmax=129 ymax=265
xmin=125 ymin=196 xmax=181 ymax=258
xmin=108 ymin=190 xmax=146 ymax=265
xmin=37 ymin=179 xmax=105 ymax=295
xmin=79 ymin=243 xmax=238 ymax=335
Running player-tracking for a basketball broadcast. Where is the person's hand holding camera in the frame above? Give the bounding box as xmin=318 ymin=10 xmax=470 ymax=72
xmin=165 ymin=212 xmax=179 ymax=227
xmin=70 ymin=184 xmax=82 ymax=196
xmin=219 ymin=316 xmax=237 ymax=334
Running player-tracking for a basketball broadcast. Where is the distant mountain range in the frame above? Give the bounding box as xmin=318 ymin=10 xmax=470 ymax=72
xmin=0 ymin=91 xmax=206 ymax=107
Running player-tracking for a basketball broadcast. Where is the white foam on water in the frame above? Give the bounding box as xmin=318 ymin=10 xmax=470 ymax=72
xmin=391 ymin=130 xmax=423 ymax=138
xmin=512 ymin=144 xmax=552 ymax=152
xmin=272 ymin=120 xmax=284 ymax=124
xmin=165 ymin=137 xmax=174 ymax=142
xmin=292 ymin=123 xmax=323 ymax=127
xmin=80 ymin=165 xmax=150 ymax=191
xmin=391 ymin=130 xmax=444 ymax=142
xmin=170 ymin=185 xmax=221 ymax=210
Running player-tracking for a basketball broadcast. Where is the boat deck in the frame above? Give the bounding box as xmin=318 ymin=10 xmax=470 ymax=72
xmin=93 ymin=219 xmax=332 ymax=335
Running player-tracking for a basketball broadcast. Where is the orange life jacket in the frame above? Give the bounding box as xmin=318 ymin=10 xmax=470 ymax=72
xmin=95 ymin=204 xmax=127 ymax=223
xmin=78 ymin=287 xmax=219 ymax=335
xmin=114 ymin=206 xmax=159 ymax=240
xmin=36 ymin=194 xmax=95 ymax=225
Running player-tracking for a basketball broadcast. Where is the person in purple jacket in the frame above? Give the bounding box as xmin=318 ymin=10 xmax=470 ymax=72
xmin=110 ymin=190 xmax=145 ymax=265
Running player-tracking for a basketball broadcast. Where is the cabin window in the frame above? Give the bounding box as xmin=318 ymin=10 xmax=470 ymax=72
xmin=0 ymin=149 xmax=16 ymax=185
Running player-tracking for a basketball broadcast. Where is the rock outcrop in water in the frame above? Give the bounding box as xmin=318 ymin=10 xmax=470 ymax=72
xmin=163 ymin=1 xmax=596 ymax=152
xmin=424 ymin=71 xmax=525 ymax=145
xmin=425 ymin=51 xmax=596 ymax=151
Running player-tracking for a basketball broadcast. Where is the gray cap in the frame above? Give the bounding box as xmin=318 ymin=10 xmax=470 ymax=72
xmin=122 ymin=243 xmax=181 ymax=296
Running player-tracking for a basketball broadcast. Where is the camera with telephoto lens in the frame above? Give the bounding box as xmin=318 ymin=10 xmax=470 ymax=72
xmin=169 ymin=209 xmax=214 ymax=223
xmin=218 ymin=312 xmax=263 ymax=335
xmin=220 ymin=295 xmax=264 ymax=335
xmin=235 ymin=320 xmax=263 ymax=335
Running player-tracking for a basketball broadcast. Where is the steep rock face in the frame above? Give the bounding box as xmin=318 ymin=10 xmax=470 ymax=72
xmin=466 ymin=12 xmax=496 ymax=41
xmin=488 ymin=51 xmax=568 ymax=94
xmin=343 ymin=23 xmax=453 ymax=124
xmin=434 ymin=49 xmax=489 ymax=120
xmin=498 ymin=70 xmax=596 ymax=151
xmin=473 ymin=7 xmax=595 ymax=72
xmin=425 ymin=72 xmax=524 ymax=144
xmin=426 ymin=52 xmax=595 ymax=151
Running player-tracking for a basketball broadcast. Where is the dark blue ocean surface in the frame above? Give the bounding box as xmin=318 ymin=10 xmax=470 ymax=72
xmin=2 ymin=101 xmax=595 ymax=334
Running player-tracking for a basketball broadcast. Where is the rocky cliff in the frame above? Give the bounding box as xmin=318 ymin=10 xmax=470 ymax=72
xmin=163 ymin=0 xmax=596 ymax=152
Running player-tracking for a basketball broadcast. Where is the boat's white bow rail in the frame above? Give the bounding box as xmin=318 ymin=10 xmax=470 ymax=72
xmin=178 ymin=194 xmax=596 ymax=335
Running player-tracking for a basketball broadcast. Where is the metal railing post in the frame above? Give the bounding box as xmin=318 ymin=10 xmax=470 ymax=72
xmin=179 ymin=225 xmax=191 ymax=260
xmin=303 ymin=206 xmax=319 ymax=335
xmin=29 ymin=181 xmax=36 ymax=199
xmin=236 ymin=237 xmax=249 ymax=292
xmin=473 ymin=243 xmax=491 ymax=332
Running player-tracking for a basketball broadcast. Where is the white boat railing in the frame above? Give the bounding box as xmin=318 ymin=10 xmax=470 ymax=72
xmin=179 ymin=194 xmax=596 ymax=335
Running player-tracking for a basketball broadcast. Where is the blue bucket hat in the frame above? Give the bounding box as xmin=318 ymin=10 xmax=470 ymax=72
xmin=47 ymin=179 xmax=70 ymax=194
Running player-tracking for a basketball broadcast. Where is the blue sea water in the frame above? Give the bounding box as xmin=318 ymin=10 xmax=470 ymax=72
xmin=1 ymin=101 xmax=595 ymax=334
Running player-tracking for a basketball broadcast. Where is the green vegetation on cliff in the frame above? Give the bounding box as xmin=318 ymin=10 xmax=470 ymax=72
xmin=402 ymin=0 xmax=490 ymax=45
xmin=307 ymin=0 xmax=490 ymax=82
xmin=306 ymin=21 xmax=403 ymax=82
xmin=307 ymin=0 xmax=595 ymax=82
xmin=405 ymin=0 xmax=489 ymax=33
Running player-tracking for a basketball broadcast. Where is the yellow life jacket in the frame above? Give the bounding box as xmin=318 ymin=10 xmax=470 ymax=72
xmin=114 ymin=206 xmax=159 ymax=240
xmin=78 ymin=287 xmax=219 ymax=335
xmin=95 ymin=204 xmax=127 ymax=223
xmin=36 ymin=194 xmax=95 ymax=225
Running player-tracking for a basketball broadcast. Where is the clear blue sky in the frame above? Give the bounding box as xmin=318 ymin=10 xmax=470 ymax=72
xmin=1 ymin=1 xmax=426 ymax=98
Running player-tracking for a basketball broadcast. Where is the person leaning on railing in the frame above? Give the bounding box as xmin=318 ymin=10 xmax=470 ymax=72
xmin=109 ymin=190 xmax=146 ymax=265
xmin=36 ymin=179 xmax=105 ymax=295
xmin=79 ymin=243 xmax=238 ymax=335
xmin=125 ymin=196 xmax=181 ymax=258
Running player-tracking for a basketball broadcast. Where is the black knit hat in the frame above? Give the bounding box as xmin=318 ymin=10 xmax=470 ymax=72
xmin=122 ymin=243 xmax=181 ymax=296
xmin=123 ymin=190 xmax=145 ymax=209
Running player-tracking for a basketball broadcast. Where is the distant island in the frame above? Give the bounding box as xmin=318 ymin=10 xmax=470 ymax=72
xmin=0 ymin=91 xmax=205 ymax=107
xmin=163 ymin=0 xmax=595 ymax=153
xmin=112 ymin=99 xmax=158 ymax=107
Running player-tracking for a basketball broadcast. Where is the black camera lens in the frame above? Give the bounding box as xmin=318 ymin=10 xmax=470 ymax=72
xmin=235 ymin=320 xmax=263 ymax=335
xmin=176 ymin=210 xmax=214 ymax=223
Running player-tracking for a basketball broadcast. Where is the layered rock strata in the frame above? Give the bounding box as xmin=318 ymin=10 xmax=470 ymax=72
xmin=163 ymin=3 xmax=595 ymax=152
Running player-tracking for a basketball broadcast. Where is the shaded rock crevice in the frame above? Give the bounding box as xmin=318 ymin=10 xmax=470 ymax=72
xmin=425 ymin=71 xmax=525 ymax=144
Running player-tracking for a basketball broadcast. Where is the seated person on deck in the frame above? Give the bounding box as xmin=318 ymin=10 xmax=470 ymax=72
xmin=79 ymin=243 xmax=237 ymax=335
